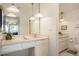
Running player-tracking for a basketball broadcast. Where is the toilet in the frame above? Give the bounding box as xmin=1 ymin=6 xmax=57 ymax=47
xmin=68 ymin=37 xmax=79 ymax=55
xmin=68 ymin=37 xmax=77 ymax=51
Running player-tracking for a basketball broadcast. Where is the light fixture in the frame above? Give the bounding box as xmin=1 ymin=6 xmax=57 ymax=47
xmin=7 ymin=4 xmax=19 ymax=13
xmin=35 ymin=13 xmax=43 ymax=18
xmin=29 ymin=3 xmax=35 ymax=20
xmin=35 ymin=3 xmax=42 ymax=34
xmin=29 ymin=16 xmax=35 ymax=20
xmin=35 ymin=3 xmax=43 ymax=18
xmin=60 ymin=12 xmax=64 ymax=22
xmin=6 ymin=13 xmax=17 ymax=17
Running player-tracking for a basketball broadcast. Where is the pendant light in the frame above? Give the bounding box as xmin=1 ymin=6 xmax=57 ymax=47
xmin=6 ymin=13 xmax=17 ymax=17
xmin=29 ymin=3 xmax=35 ymax=20
xmin=29 ymin=3 xmax=35 ymax=34
xmin=6 ymin=3 xmax=19 ymax=13
xmin=60 ymin=12 xmax=64 ymax=22
xmin=35 ymin=3 xmax=42 ymax=34
xmin=35 ymin=3 xmax=43 ymax=18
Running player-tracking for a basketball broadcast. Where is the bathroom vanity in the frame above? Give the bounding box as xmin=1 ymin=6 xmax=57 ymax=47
xmin=0 ymin=34 xmax=48 ymax=56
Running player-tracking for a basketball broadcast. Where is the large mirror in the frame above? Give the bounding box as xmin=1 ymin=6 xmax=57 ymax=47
xmin=3 ymin=16 xmax=19 ymax=35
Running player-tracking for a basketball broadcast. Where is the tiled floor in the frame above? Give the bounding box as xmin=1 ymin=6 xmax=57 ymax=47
xmin=59 ymin=51 xmax=75 ymax=56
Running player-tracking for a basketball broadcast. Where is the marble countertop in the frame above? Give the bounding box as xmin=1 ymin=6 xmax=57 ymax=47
xmin=1 ymin=34 xmax=48 ymax=46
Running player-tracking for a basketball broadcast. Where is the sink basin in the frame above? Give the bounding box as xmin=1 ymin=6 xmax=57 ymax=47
xmin=12 ymin=34 xmax=48 ymax=41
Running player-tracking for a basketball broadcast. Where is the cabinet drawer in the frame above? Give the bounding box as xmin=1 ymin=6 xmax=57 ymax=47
xmin=21 ymin=41 xmax=35 ymax=49
xmin=2 ymin=43 xmax=22 ymax=54
xmin=35 ymin=39 xmax=48 ymax=46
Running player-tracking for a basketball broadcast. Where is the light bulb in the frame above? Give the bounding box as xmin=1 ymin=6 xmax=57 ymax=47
xmin=35 ymin=13 xmax=43 ymax=18
xmin=29 ymin=16 xmax=35 ymax=20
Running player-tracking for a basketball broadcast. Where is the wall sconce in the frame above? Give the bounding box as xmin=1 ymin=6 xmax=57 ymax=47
xmin=60 ymin=11 xmax=64 ymax=22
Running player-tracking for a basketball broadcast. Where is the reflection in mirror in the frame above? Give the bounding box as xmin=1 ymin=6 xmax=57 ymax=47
xmin=0 ymin=6 xmax=2 ymax=32
xmin=3 ymin=16 xmax=19 ymax=35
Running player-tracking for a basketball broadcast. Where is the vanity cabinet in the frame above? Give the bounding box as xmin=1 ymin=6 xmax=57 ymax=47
xmin=35 ymin=44 xmax=48 ymax=56
xmin=21 ymin=41 xmax=35 ymax=49
xmin=1 ymin=43 xmax=23 ymax=54
xmin=35 ymin=39 xmax=48 ymax=46
xmin=1 ymin=38 xmax=48 ymax=56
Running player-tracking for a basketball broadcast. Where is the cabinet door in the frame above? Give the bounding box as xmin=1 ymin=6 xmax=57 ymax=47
xmin=21 ymin=41 xmax=35 ymax=49
xmin=35 ymin=39 xmax=48 ymax=56
xmin=35 ymin=44 xmax=48 ymax=56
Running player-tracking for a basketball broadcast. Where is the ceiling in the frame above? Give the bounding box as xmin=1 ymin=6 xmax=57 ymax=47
xmin=2 ymin=3 xmax=39 ymax=17
xmin=2 ymin=3 xmax=31 ymax=16
xmin=2 ymin=3 xmax=79 ymax=13
xmin=2 ymin=3 xmax=79 ymax=20
xmin=59 ymin=3 xmax=79 ymax=21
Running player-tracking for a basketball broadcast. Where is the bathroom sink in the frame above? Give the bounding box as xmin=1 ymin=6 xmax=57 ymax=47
xmin=12 ymin=34 xmax=48 ymax=41
xmin=2 ymin=34 xmax=48 ymax=46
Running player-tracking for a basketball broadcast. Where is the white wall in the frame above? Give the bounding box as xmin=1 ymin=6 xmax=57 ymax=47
xmin=31 ymin=3 xmax=59 ymax=56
